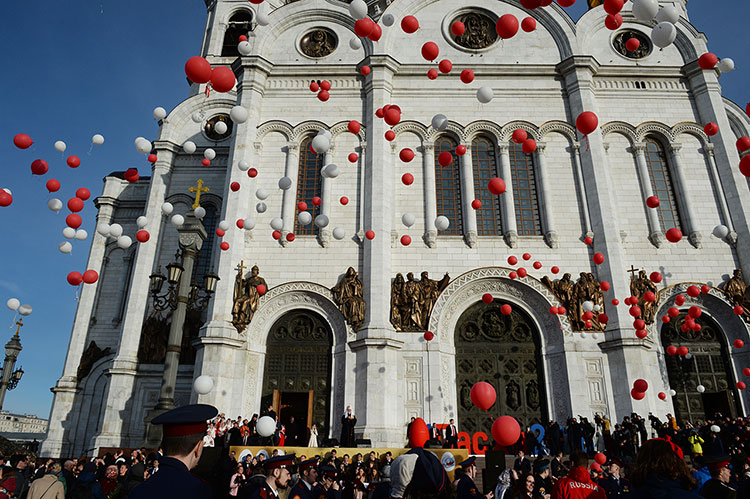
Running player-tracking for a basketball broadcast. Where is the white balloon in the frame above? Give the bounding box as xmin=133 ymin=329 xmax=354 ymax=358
xmin=651 ymin=22 xmax=677 ymax=49
xmin=696 ymin=384 xmax=705 ymax=393
xmin=62 ymin=227 xmax=76 ymax=239
xmin=237 ymin=160 xmax=250 ymax=171
xmin=594 ymin=304 xmax=601 ymax=312
xmin=256 ymin=10 xmax=270 ymax=26
xmin=322 ymin=164 xmax=340 ymax=178
xmin=191 ymin=111 xmax=203 ymax=123
xmin=476 ymin=86 xmax=494 ymax=104
xmin=718 ymin=58 xmax=735 ymax=73
xmin=632 ymin=0 xmax=659 ymax=22
xmin=582 ymin=300 xmax=595 ymax=312
xmin=135 ymin=137 xmax=151 ymax=154
xmin=92 ymin=134 xmax=105 ymax=145
xmin=256 ymin=188 xmax=269 ymax=200
xmin=214 ymin=121 xmax=228 ymax=135
xmin=48 ymin=198 xmax=63 ymax=212
xmin=58 ymin=241 xmax=73 ymax=254
xmin=18 ymin=304 xmax=32 ymax=316
xmin=171 ymin=214 xmax=185 ymax=227
xmin=204 ymin=148 xmax=216 ymax=160
xmin=710 ymin=424 xmax=720 ymax=432
xmin=218 ymin=220 xmax=230 ymax=231
xmin=75 ymin=229 xmax=88 ymax=241
xmin=270 ymin=218 xmax=284 ymax=231
xmin=349 ymin=38 xmax=362 ymax=50
xmin=656 ymin=5 xmax=680 ymax=24
xmin=244 ymin=217 xmax=256 ymax=230
xmin=278 ymin=177 xmax=292 ymax=190
xmin=314 ymin=214 xmax=330 ymax=228
xmin=230 ymin=106 xmax=249 ymax=124
xmin=194 ymin=206 xmax=206 ymax=219
xmin=256 ymin=202 xmax=267 ymax=213
xmin=348 ymin=0 xmax=368 ymax=20
xmin=712 ymin=224 xmax=729 ymax=238
xmin=117 ymin=235 xmax=132 ymax=249
xmin=434 ymin=215 xmax=450 ymax=231
xmin=256 ymin=416 xmax=276 ymax=437
xmin=193 ymin=375 xmax=214 ymax=395
xmin=96 ymin=223 xmax=111 ymax=236
xmin=238 ymin=40 xmax=252 ymax=56
xmin=153 ymin=107 xmax=167 ymax=120
xmin=431 ymin=114 xmax=448 ymax=131
xmin=161 ymin=202 xmax=174 ymax=216
xmin=402 ymin=213 xmax=416 ymax=227
xmin=684 ymin=353 xmax=693 ymax=360
xmin=317 ymin=129 xmax=333 ymax=141
xmin=54 ymin=140 xmax=67 ymax=152
xmin=382 ymin=13 xmax=395 ymax=27
xmin=669 ymin=389 xmax=676 ymax=397
xmin=6 ymin=298 xmax=20 ymax=311
xmin=311 ymin=135 xmax=331 ymax=154
xmin=182 ymin=141 xmax=197 ymax=154
xmin=332 ymin=227 xmax=346 ymax=240
xmin=109 ymin=223 xmax=123 ymax=238
xmin=297 ymin=211 xmax=312 ymax=226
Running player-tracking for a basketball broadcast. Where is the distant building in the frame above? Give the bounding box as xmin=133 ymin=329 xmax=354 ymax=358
xmin=0 ymin=411 xmax=48 ymax=445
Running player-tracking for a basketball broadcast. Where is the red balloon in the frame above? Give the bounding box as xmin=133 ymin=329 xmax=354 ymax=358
xmin=136 ymin=230 xmax=150 ymax=243
xmin=522 ymin=253 xmax=531 ymax=261
xmin=629 ymin=306 xmax=642 ymax=318
xmin=517 ymin=268 xmax=527 ymax=278
xmin=185 ymin=56 xmax=212 ymax=84
xmin=594 ymin=453 xmax=607 ymax=465
xmin=482 ymin=293 xmax=494 ymax=304
xmin=734 ymin=305 xmax=744 ymax=315
xmin=312 ymin=196 xmax=322 ymax=206
xmin=82 ymin=270 xmax=99 ymax=284
xmin=76 ymin=188 xmax=91 ymax=200
xmin=124 ymin=168 xmax=139 ymax=183
xmin=744 ymin=368 xmax=750 ymax=376
xmin=557 ymin=0 xmax=576 ymax=6
xmin=522 ymin=139 xmax=537 ymax=154
xmin=46 ymin=179 xmax=61 ymax=193
xmin=650 ymin=271 xmax=662 ymax=283
xmin=384 ymin=130 xmax=396 ymax=141
xmin=686 ymin=285 xmax=701 ymax=298
xmin=286 ymin=232 xmax=295 ymax=242
xmin=368 ymin=23 xmax=382 ymax=42
xmin=611 ymin=299 xmax=619 ymax=306
xmin=424 ymin=331 xmax=434 ymax=341
xmin=576 ymin=112 xmax=599 ymax=135
xmin=460 ymin=69 xmax=474 ymax=84
xmin=701 ymin=284 xmax=709 ymax=294
xmin=605 ymin=13 xmax=623 ymax=31
xmin=309 ymin=81 xmax=319 ymax=92
xmin=348 ymin=153 xmax=359 ymax=163
xmin=738 ymin=382 xmax=746 ymax=390
xmin=384 ymin=108 xmax=401 ymax=126
xmin=557 ymin=306 xmax=566 ymax=315
xmin=551 ymin=266 xmax=560 ymax=274
xmin=67 ymin=197 xmax=84 ymax=213
xmin=427 ymin=69 xmax=438 ymax=80
xmin=471 ymin=199 xmax=481 ymax=209
xmin=248 ymin=168 xmax=258 ymax=178
xmin=737 ymin=137 xmax=750 ymax=152
xmin=666 ymin=345 xmax=678 ymax=356
xmin=734 ymin=339 xmax=745 ymax=349
xmin=421 ymin=42 xmax=439 ymax=61
xmin=633 ymin=379 xmax=648 ymax=392
xmin=658 ymin=392 xmax=667 ymax=400
xmin=360 ymin=66 xmax=371 ymax=76
xmin=675 ymin=294 xmax=686 ymax=305
xmin=584 ymin=236 xmax=593 ymax=245
xmin=202 ymin=158 xmax=211 ymax=167
xmin=688 ymin=306 xmax=702 ymax=319
xmin=216 ymin=228 xmax=226 ymax=237
xmin=643 ymin=291 xmax=655 ymax=303
xmin=501 ymin=304 xmax=513 ymax=315
xmin=533 ymin=261 xmax=542 ymax=270
xmin=238 ymin=35 xmax=247 ymax=42
xmin=236 ymin=219 xmax=244 ymax=229
xmin=631 ymin=389 xmax=646 ymax=400
xmin=456 ymin=145 xmax=467 ymax=156
xmin=549 ymin=307 xmax=559 ymax=315
xmin=470 ymin=382 xmax=496 ymax=411
xmin=677 ymin=346 xmax=689 ymax=356
xmin=230 ymin=182 xmax=240 ymax=192
xmin=451 ymin=21 xmax=465 ymax=37
xmin=521 ymin=17 xmax=537 ymax=33
xmin=438 ymin=60 xmax=452 ymax=74
xmin=317 ymin=90 xmax=330 ymax=102
xmin=698 ymin=53 xmax=718 ymax=70
xmin=625 ymin=38 xmax=641 ymax=52
xmin=604 ymin=0 xmax=624 ymax=15
xmin=508 ymin=256 xmax=518 ymax=265
xmin=147 ymin=153 xmax=157 ymax=163
xmin=401 ymin=15 xmax=420 ymax=34
xmin=646 ymin=196 xmax=660 ymax=208
xmin=66 ymin=213 xmax=82 ymax=229
xmin=67 ymin=155 xmax=81 ymax=168
xmin=365 ymin=230 xmax=375 ymax=240
xmin=704 ymin=122 xmax=719 ymax=136
xmin=598 ymin=313 xmax=609 ymax=324
xmin=67 ymin=271 xmax=83 ymax=286
xmin=600 ymin=281 xmax=610 ymax=291
xmin=256 ymin=284 xmax=267 ymax=295
xmin=492 ymin=416 xmax=521 ymax=447
xmin=13 ymin=133 xmax=33 ymax=149
xmin=512 ymin=129 xmax=528 ymax=144
xmin=348 ymin=121 xmax=361 ymax=134
xmin=400 ymin=234 xmax=412 ymax=246
xmin=408 ymin=418 xmax=429 ymax=447
xmin=219 ymin=241 xmax=229 ymax=251
xmin=665 ymin=228 xmax=683 ymax=243
xmin=488 ymin=177 xmax=506 ymax=195
xmin=520 ymin=0 xmax=541 ymax=8
xmin=354 ymin=18 xmax=375 ymax=37
xmin=402 ymin=173 xmax=414 ymax=185
xmin=340 ymin=196 xmax=349 ymax=206
xmin=582 ymin=311 xmax=594 ymax=321
xmin=593 ymin=252 xmax=605 ymax=265
xmin=31 ymin=159 xmax=49 ymax=175
xmin=438 ymin=151 xmax=453 ymax=167
xmin=740 ymin=156 xmax=750 ymax=178
xmin=496 ymin=14 xmax=519 ymax=39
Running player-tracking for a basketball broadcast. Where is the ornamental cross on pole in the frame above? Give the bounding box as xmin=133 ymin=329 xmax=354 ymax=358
xmin=235 ymin=260 xmax=247 ymax=276
xmin=627 ymin=265 xmax=640 ymax=279
xmin=189 ymin=179 xmax=209 ymax=209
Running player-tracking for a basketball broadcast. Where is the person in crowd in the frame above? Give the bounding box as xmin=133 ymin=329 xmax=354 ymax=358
xmin=230 ymin=464 xmax=245 ymax=497
xmin=550 ymin=451 xmax=567 ymax=480
xmin=456 ymin=456 xmax=494 ymax=499
xmin=509 ymin=473 xmax=536 ymax=499
xmin=27 ymin=462 xmax=64 ymax=499
xmin=551 ymin=450 xmax=606 ymax=499
xmin=290 ymin=458 xmax=318 ymax=499
xmin=316 ymin=465 xmax=341 ymax=498
xmin=689 ymin=430 xmax=705 ymax=458
xmin=589 ymin=463 xmax=602 ymax=484
xmin=445 ymin=419 xmax=459 ymax=449
xmin=10 ymin=454 xmax=30 ymax=499
xmin=627 ymin=438 xmax=700 ymax=498
xmin=125 ymin=463 xmax=146 ymax=495
xmin=308 ymin=424 xmax=319 ymax=448
xmin=430 ymin=423 xmax=442 ymax=446
xmin=341 ymin=406 xmax=357 ymax=448
xmin=514 ymin=450 xmax=531 ymax=475
xmin=381 ymin=452 xmax=394 ymax=482
xmin=494 ymin=470 xmax=513 ymax=499
xmin=597 ymin=458 xmax=630 ymax=498
xmin=705 ymin=426 xmax=725 ymax=458
xmin=287 ymin=416 xmax=298 ymax=447
xmin=700 ymin=457 xmax=737 ymax=499
xmin=229 ymin=421 xmax=243 ymax=447
xmin=533 ymin=460 xmax=552 ymax=499
xmin=249 ymin=454 xmax=294 ymax=499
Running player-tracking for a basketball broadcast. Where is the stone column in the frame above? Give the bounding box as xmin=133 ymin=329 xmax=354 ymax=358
xmin=319 ymin=147 xmax=334 ymax=247
xmin=632 ymin=143 xmax=664 ymax=247
xmin=498 ymin=144 xmax=517 ymax=247
xmin=91 ymin=141 xmax=180 ymax=451
xmin=572 ymin=143 xmax=594 ymax=238
xmin=459 ymin=144 xmax=477 ymax=247
xmin=668 ymin=143 xmax=701 ymax=248
xmin=534 ymin=143 xmax=558 ymax=248
xmin=280 ymin=142 xmax=300 ymax=242
xmin=422 ymin=143 xmax=437 ymax=247
xmin=704 ymin=144 xmax=737 ymax=243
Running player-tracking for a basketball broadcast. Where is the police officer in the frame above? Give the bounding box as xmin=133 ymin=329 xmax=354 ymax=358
xmin=314 ymin=465 xmax=342 ymax=499
xmin=290 ymin=458 xmax=319 ymax=499
xmin=249 ymin=454 xmax=295 ymax=499
xmin=130 ymin=404 xmax=218 ymax=499
xmin=457 ymin=456 xmax=494 ymax=499
xmin=597 ymin=458 xmax=631 ymax=498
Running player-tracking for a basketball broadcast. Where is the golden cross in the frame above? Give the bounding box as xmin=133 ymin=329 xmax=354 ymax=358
xmin=189 ymin=179 xmax=209 ymax=209
xmin=13 ymin=319 xmax=23 ymax=338
xmin=235 ymin=260 xmax=247 ymax=275
xmin=627 ymin=265 xmax=640 ymax=279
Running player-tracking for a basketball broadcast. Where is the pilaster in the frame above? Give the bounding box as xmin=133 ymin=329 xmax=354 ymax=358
xmin=498 ymin=144 xmax=517 ymax=247
xmin=667 ymin=143 xmax=701 ymax=248
xmin=459 ymin=145 xmax=477 ymax=248
xmin=632 ymin=143 xmax=664 ymax=247
xmin=534 ymin=143 xmax=558 ymax=248
xmin=421 ymin=143 xmax=437 ymax=248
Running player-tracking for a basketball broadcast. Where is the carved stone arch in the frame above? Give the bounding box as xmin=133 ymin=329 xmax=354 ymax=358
xmin=723 ymin=98 xmax=750 ymax=139
xmin=671 ymin=122 xmax=710 ymax=147
xmin=539 ymin=120 xmax=578 ymax=144
xmin=292 ymin=121 xmax=331 ymax=142
xmin=162 ymin=94 xmax=237 ymax=144
xmin=636 ymin=122 xmax=676 ymax=144
xmin=427 ymin=122 xmax=465 ymax=143
xmin=222 ymin=5 xmax=254 ymax=26
xmin=500 ymin=121 xmax=540 ymax=142
xmin=464 ymin=121 xmax=503 ymax=144
xmin=601 ymin=121 xmax=637 ymax=145
xmin=330 ymin=121 xmax=366 ymax=143
xmin=256 ymin=120 xmax=294 ymax=142
xmin=392 ymin=121 xmax=429 ymax=143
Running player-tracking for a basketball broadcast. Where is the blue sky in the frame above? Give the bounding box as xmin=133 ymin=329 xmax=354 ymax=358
xmin=1 ymin=1 xmax=748 ymax=420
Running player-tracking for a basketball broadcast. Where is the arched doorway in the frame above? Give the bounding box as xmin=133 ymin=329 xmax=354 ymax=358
xmin=262 ymin=310 xmax=333 ymax=441
xmin=455 ymin=300 xmax=547 ymax=434
xmin=661 ymin=312 xmax=741 ymax=421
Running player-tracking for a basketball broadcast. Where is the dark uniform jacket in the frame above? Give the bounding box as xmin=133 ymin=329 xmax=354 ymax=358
xmin=313 ymin=484 xmax=342 ymax=499
xmin=457 ymin=474 xmax=484 ymax=499
xmin=129 ymin=457 xmax=211 ymax=499
xmin=248 ymin=482 xmax=280 ymax=499
xmin=700 ymin=479 xmax=737 ymax=499
xmin=290 ymin=479 xmax=315 ymax=499
xmin=597 ymin=476 xmax=631 ymax=497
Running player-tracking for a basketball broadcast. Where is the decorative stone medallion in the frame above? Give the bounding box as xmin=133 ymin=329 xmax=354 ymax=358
xmin=204 ymin=114 xmax=233 ymax=141
xmin=300 ymin=28 xmax=338 ymax=58
xmin=451 ymin=12 xmax=498 ymax=50
xmin=613 ymin=30 xmax=652 ymax=60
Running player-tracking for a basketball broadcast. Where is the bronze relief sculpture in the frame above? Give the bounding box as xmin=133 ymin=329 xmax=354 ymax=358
xmin=331 ymin=267 xmax=366 ymax=330
xmin=232 ymin=262 xmax=268 ymax=333
xmin=542 ymin=272 xmax=606 ymax=331
xmin=390 ymin=271 xmax=450 ymax=331
xmin=630 ymin=270 xmax=659 ymax=324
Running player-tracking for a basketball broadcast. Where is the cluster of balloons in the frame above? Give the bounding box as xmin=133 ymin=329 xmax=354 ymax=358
xmin=309 ymin=80 xmax=332 ymax=102
xmin=630 ymin=0 xmax=680 ymax=49
xmin=184 ymin=56 xmax=236 ymax=95
xmin=96 ymin=222 xmax=135 ymax=250
xmin=67 ymin=270 xmax=99 ymax=286
xmin=6 ymin=298 xmax=32 ymax=317
xmin=631 ymin=378 xmax=648 ymax=400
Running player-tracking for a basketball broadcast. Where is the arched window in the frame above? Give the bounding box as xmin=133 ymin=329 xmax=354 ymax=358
xmin=471 ymin=136 xmax=502 ymax=235
xmin=221 ymin=11 xmax=253 ymax=57
xmin=644 ymin=137 xmax=682 ymax=232
xmin=509 ymin=141 xmax=541 ymax=236
xmin=434 ymin=136 xmax=463 ymax=235
xmin=193 ymin=204 xmax=218 ymax=283
xmin=295 ymin=136 xmax=324 ymax=235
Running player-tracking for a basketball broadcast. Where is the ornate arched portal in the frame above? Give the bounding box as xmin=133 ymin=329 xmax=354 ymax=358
xmin=455 ymin=300 xmax=547 ymax=434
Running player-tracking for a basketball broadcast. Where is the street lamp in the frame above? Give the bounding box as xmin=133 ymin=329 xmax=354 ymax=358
xmin=148 ymin=252 xmax=217 ymax=314
xmin=0 ymin=319 xmax=24 ymax=410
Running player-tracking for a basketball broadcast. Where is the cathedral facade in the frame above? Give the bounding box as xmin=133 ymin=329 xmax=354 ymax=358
xmin=42 ymin=0 xmax=750 ymax=457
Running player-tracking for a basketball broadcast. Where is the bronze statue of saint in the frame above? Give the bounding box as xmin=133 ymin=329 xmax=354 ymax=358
xmin=391 ymin=273 xmax=406 ymax=330
xmin=232 ymin=264 xmax=268 ymax=333
xmin=631 ymin=270 xmax=658 ymax=324
xmin=331 ymin=267 xmax=366 ymax=330
xmin=723 ymin=269 xmax=747 ymax=306
xmin=404 ymin=272 xmax=421 ymax=330
xmin=416 ymin=271 xmax=450 ymax=330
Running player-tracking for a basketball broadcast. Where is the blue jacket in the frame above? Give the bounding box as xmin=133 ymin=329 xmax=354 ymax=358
xmin=72 ymin=471 xmax=105 ymax=499
xmin=128 ymin=457 xmax=211 ymax=499
xmin=625 ymin=476 xmax=701 ymax=498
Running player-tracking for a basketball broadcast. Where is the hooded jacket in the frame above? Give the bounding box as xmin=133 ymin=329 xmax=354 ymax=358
xmin=552 ymin=466 xmax=606 ymax=499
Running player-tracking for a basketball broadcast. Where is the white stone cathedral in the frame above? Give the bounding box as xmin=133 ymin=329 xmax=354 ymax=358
xmin=42 ymin=0 xmax=750 ymax=457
